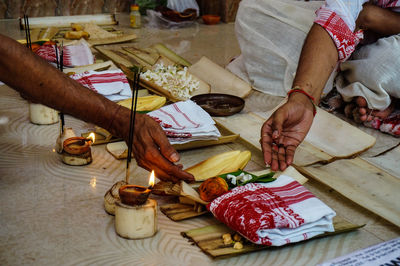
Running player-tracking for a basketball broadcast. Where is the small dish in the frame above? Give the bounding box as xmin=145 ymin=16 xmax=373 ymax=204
xmin=202 ymin=15 xmax=221 ymax=25
xmin=191 ymin=93 xmax=245 ymax=116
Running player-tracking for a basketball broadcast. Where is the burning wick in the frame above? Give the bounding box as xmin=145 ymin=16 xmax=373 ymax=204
xmin=86 ymin=132 xmax=95 ymax=144
xmin=148 ymin=170 xmax=155 ymax=189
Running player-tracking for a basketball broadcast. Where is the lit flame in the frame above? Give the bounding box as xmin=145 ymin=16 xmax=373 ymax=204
xmin=88 ymin=132 xmax=96 ymax=144
xmin=149 ymin=170 xmax=155 ymax=188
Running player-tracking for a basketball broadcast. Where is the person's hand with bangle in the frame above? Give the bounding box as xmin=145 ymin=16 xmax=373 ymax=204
xmin=260 ymin=87 xmax=316 ymax=171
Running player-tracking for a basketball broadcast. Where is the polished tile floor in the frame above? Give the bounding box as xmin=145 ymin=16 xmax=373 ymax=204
xmin=0 ymin=14 xmax=399 ymax=266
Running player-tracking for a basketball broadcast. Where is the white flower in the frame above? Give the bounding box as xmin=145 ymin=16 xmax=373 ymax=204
xmin=142 ymin=63 xmax=199 ymax=100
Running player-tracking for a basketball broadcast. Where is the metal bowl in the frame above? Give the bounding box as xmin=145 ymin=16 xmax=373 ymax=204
xmin=191 ymin=93 xmax=245 ymax=116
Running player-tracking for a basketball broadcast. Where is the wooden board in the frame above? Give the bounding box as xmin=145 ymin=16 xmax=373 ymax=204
xmin=363 ymin=145 xmax=400 ymax=179
xmin=254 ymin=106 xmax=376 ymax=158
xmin=87 ymin=34 xmax=137 ymax=46
xmin=20 ymin=14 xmax=117 ymax=29
xmin=188 ymin=56 xmax=252 ymax=98
xmin=94 ymin=46 xmax=135 ymax=68
xmin=182 ymin=216 xmax=364 ymax=259
xmin=160 ymin=203 xmax=209 ymax=221
xmin=63 ymin=61 xmax=114 ymax=74
xmin=215 ymin=106 xmax=376 ymax=166
xmin=214 ymin=112 xmax=333 ymax=166
xmin=300 ymin=157 xmax=400 ymax=227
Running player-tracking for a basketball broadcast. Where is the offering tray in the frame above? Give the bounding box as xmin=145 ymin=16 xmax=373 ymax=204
xmin=182 ymin=216 xmax=365 ymax=259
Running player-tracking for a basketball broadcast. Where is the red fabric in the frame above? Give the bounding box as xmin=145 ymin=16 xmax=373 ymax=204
xmin=208 ymin=182 xmax=314 ymax=245
xmin=314 ymin=9 xmax=362 ymax=61
xmin=365 ymin=110 xmax=400 ymax=136
xmin=314 ymin=1 xmax=400 ymax=61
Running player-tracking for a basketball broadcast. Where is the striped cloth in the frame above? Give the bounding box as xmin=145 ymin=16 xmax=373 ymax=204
xmin=70 ymin=70 xmax=132 ymax=101
xmin=35 ymin=41 xmax=94 ymax=67
xmin=147 ymin=100 xmax=221 ymax=144
xmin=208 ymin=175 xmax=336 ymax=246
xmin=314 ymin=0 xmax=400 ymax=61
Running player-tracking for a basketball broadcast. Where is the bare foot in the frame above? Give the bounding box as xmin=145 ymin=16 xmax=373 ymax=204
xmin=354 ymin=96 xmax=394 ymax=122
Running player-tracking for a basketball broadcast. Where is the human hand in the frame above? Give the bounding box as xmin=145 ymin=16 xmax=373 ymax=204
xmin=124 ymin=112 xmax=195 ymax=183
xmin=260 ymin=93 xmax=315 ymax=171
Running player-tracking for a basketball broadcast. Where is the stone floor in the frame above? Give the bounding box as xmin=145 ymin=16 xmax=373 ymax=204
xmin=0 ymin=14 xmax=399 ymax=266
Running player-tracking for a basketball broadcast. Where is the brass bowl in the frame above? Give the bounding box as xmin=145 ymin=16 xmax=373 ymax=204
xmin=191 ymin=93 xmax=245 ymax=116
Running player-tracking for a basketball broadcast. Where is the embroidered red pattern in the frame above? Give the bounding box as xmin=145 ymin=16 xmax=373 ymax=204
xmin=208 ymin=182 xmax=313 ymax=245
xmin=315 ymin=8 xmax=362 ymax=61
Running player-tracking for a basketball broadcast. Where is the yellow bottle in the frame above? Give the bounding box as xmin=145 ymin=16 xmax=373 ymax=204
xmin=130 ymin=4 xmax=141 ymax=28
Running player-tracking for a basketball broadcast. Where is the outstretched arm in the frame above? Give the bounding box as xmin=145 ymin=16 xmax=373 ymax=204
xmin=261 ymin=23 xmax=338 ymax=171
xmin=261 ymin=2 xmax=400 ymax=171
xmin=0 ymin=33 xmax=194 ymax=183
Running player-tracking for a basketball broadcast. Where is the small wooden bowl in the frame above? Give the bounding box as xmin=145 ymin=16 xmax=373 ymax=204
xmin=191 ymin=93 xmax=245 ymax=116
xmin=119 ymin=185 xmax=151 ymax=206
xmin=202 ymin=15 xmax=221 ymax=25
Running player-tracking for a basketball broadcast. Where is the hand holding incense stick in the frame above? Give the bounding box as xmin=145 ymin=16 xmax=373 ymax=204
xmin=0 ymin=33 xmax=194 ymax=183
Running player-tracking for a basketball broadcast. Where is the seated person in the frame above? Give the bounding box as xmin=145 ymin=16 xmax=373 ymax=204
xmin=0 ymin=33 xmax=194 ymax=183
xmin=229 ymin=0 xmax=400 ymax=171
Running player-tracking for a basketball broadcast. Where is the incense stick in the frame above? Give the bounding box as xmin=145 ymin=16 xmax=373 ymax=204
xmin=23 ymin=15 xmax=31 ymax=50
xmin=125 ymin=70 xmax=141 ymax=183
xmin=26 ymin=15 xmax=32 ymax=50
xmin=59 ymin=42 xmax=65 ymax=132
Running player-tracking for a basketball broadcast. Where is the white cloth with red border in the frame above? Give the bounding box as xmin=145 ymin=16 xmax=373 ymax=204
xmin=147 ymin=100 xmax=221 ymax=144
xmin=35 ymin=40 xmax=94 ymax=67
xmin=315 ymin=0 xmax=400 ymax=61
xmin=70 ymin=70 xmax=132 ymax=101
xmin=208 ymin=174 xmax=336 ymax=246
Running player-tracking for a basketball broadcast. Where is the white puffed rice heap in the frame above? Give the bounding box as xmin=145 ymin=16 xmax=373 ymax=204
xmin=142 ymin=63 xmax=200 ymax=100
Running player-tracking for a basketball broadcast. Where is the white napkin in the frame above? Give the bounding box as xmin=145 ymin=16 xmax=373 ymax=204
xmin=208 ymin=175 xmax=336 ymax=246
xmin=70 ymin=70 xmax=132 ymax=101
xmin=147 ymin=100 xmax=221 ymax=144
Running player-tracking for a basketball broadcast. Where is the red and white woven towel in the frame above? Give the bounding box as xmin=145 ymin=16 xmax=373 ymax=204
xmin=35 ymin=41 xmax=94 ymax=67
xmin=208 ymin=175 xmax=336 ymax=246
xmin=70 ymin=70 xmax=131 ymax=101
xmin=147 ymin=100 xmax=221 ymax=144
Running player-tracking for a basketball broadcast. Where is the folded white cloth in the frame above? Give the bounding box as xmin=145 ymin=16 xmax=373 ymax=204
xmin=208 ymin=175 xmax=336 ymax=246
xmin=70 ymin=70 xmax=132 ymax=101
xmin=147 ymin=100 xmax=221 ymax=144
xmin=35 ymin=41 xmax=94 ymax=67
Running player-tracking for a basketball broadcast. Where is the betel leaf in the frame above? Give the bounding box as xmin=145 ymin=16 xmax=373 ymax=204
xmin=219 ymin=170 xmax=275 ymax=189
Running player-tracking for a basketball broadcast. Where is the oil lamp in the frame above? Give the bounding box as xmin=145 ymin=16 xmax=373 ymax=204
xmin=115 ymin=170 xmax=158 ymax=239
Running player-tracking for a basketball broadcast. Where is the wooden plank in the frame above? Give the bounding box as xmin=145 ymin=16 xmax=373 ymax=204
xmin=214 ymin=113 xmax=333 ymax=166
xmin=63 ymin=61 xmax=114 ymax=74
xmin=188 ymin=56 xmax=252 ymax=99
xmin=253 ymin=106 xmax=376 ymax=160
xmin=160 ymin=203 xmax=208 ymax=221
xmin=94 ymin=47 xmax=135 ymax=68
xmin=87 ymin=34 xmax=137 ymax=46
xmin=363 ymin=145 xmax=400 ymax=179
xmin=20 ymin=14 xmax=117 ymax=29
xmin=182 ymin=216 xmax=364 ymax=259
xmin=300 ymin=157 xmax=400 ymax=227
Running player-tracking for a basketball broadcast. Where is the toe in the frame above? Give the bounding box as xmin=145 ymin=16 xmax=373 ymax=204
xmin=355 ymin=96 xmax=368 ymax=108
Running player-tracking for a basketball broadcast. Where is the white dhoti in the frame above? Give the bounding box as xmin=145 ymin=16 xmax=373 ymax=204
xmin=228 ymin=0 xmax=400 ymax=111
xmin=336 ymin=34 xmax=400 ymax=110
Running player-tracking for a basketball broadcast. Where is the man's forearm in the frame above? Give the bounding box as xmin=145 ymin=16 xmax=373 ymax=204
xmin=292 ymin=23 xmax=338 ymax=104
xmin=0 ymin=34 xmax=129 ymax=138
xmin=357 ymin=4 xmax=400 ymax=36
